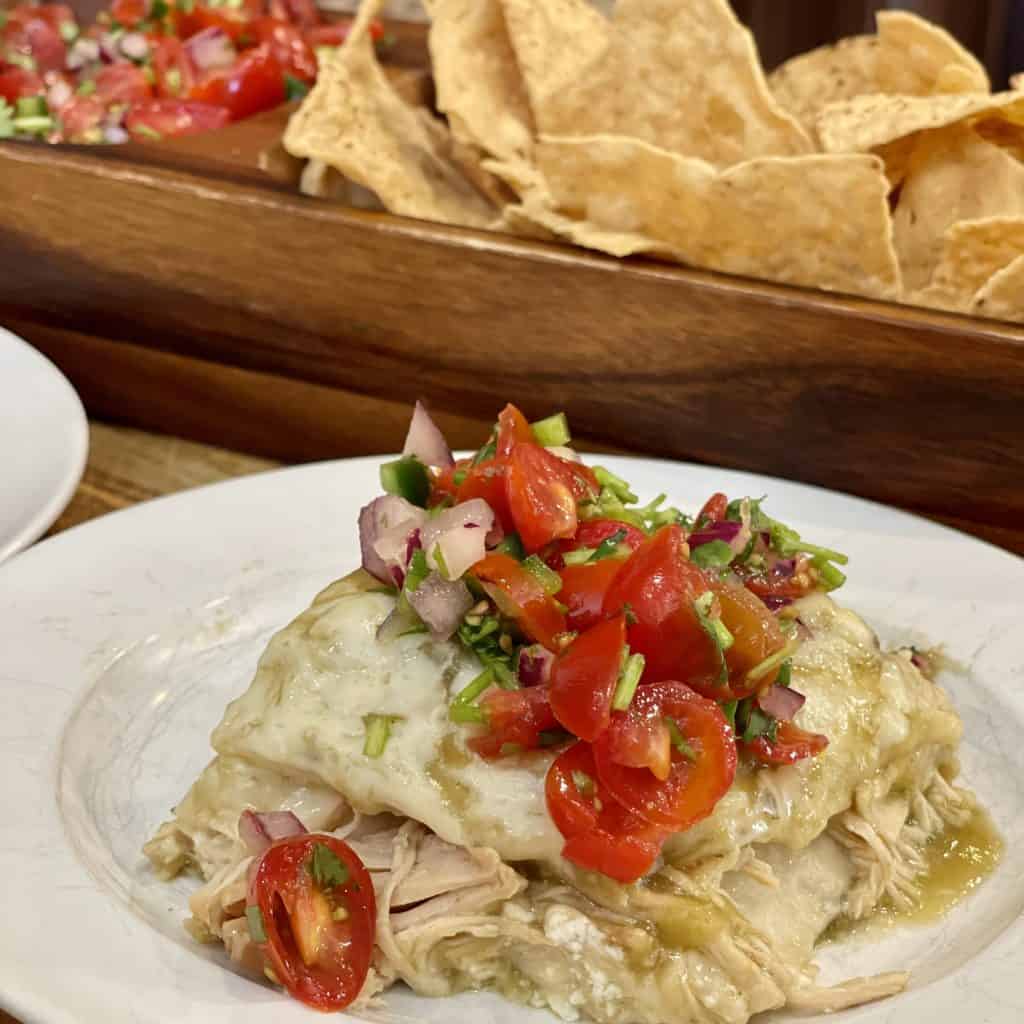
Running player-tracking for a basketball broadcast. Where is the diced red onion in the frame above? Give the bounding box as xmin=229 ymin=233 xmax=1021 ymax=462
xmin=359 ymin=495 xmax=426 ymax=584
xmin=185 ymin=26 xmax=236 ymax=72
xmin=517 ymin=645 xmax=554 ymax=686
xmin=103 ymin=123 xmax=129 ymax=144
xmin=118 ymin=31 xmax=149 ymax=61
xmin=762 ymin=595 xmax=792 ymax=611
xmin=47 ymin=78 xmax=73 ymax=111
xmin=66 ymin=36 xmax=101 ymax=70
xmin=772 ymin=557 xmax=797 ymax=578
xmin=757 ymin=685 xmax=806 ymax=721
xmin=238 ymin=809 xmax=307 ymax=856
xmin=688 ymin=517 xmax=751 ymax=558
xmin=407 ymin=572 xmax=473 ymax=641
xmin=422 ymin=499 xmax=494 ymax=580
xmin=98 ymin=31 xmax=122 ymax=63
xmin=402 ymin=400 xmax=454 ymax=469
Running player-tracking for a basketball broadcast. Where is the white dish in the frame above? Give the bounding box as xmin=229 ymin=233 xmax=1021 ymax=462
xmin=0 ymin=326 xmax=88 ymax=562
xmin=1 ymin=455 xmax=1022 ymax=1024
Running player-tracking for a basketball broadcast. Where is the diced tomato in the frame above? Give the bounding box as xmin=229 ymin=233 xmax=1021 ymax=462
xmin=471 ymin=552 xmax=567 ymax=651
xmin=601 ymin=698 xmax=671 ymax=781
xmin=549 ymin=615 xmax=626 ymax=742
xmin=594 ymin=680 xmax=736 ymax=831
xmin=267 ymin=0 xmax=320 ymax=30
xmin=58 ymin=95 xmax=105 ymax=140
xmin=305 ymin=17 xmax=383 ymax=48
xmin=695 ymin=492 xmax=728 ymax=527
xmin=109 ymin=0 xmax=147 ymax=29
xmin=94 ymin=62 xmax=153 ymax=105
xmin=744 ymin=720 xmax=828 ymax=766
xmin=252 ymin=16 xmax=317 ymax=83
xmin=734 ymin=561 xmax=812 ymax=604
xmin=175 ymin=0 xmax=265 ymax=42
xmin=602 ymin=525 xmax=723 ymax=693
xmin=496 ymin=403 xmax=533 ymax=458
xmin=150 ymin=36 xmax=195 ymax=98
xmin=124 ymin=98 xmax=230 ymax=138
xmin=558 ymin=559 xmax=625 ymax=633
xmin=468 ymin=686 xmax=559 ymax=759
xmin=710 ymin=576 xmax=786 ymax=696
xmin=3 ymin=13 xmax=66 ymax=74
xmin=506 ymin=443 xmax=580 ymax=553
xmin=189 ymin=44 xmax=285 ymax=120
xmin=0 ymin=67 xmax=44 ymax=103
xmin=573 ymin=518 xmax=646 ymax=553
xmin=452 ymin=459 xmax=513 ymax=532
xmin=546 ymin=742 xmax=666 ymax=883
xmin=247 ymin=834 xmax=375 ymax=1012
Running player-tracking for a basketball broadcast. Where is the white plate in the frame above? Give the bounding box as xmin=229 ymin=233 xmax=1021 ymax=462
xmin=1 ymin=455 xmax=1022 ymax=1024
xmin=0 ymin=326 xmax=88 ymax=562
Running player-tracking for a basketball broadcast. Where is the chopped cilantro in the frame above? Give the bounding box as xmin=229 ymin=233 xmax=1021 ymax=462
xmin=736 ymin=699 xmax=778 ymax=744
xmin=665 ymin=718 xmax=696 ymax=760
xmin=593 ymin=466 xmax=637 ymax=504
xmin=245 ymin=904 xmax=267 ymax=943
xmin=132 ymin=123 xmax=163 ymax=140
xmin=284 ymin=73 xmax=309 ymax=101
xmin=77 ymin=80 xmax=97 ymax=96
xmin=449 ymin=666 xmax=493 ymax=723
xmin=0 ymin=101 xmax=15 ymax=140
xmin=492 ymin=532 xmax=524 ymax=560
xmin=693 ymin=591 xmax=732 ymax=685
xmin=746 ymin=639 xmax=799 ymax=684
xmin=593 ymin=528 xmax=628 ymax=561
xmin=612 ymin=651 xmax=645 ymax=711
xmin=362 ymin=713 xmax=400 ymax=758
xmin=457 ymin=615 xmax=516 ymax=687
xmin=690 ymin=539 xmax=734 ymax=570
xmin=471 ymin=432 xmax=497 ymax=466
xmin=562 ymin=547 xmax=597 ymax=566
xmin=309 ymin=842 xmax=349 ymax=889
xmin=721 ymin=700 xmax=738 ymax=730
xmin=150 ymin=0 xmax=170 ymax=18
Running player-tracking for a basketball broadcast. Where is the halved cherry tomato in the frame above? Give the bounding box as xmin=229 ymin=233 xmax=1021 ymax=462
xmin=252 ymin=16 xmax=317 ymax=83
xmin=711 ymin=576 xmax=786 ymax=695
xmin=471 ymin=552 xmax=567 ymax=651
xmin=247 ymin=834 xmax=375 ymax=1012
xmin=558 ymin=558 xmax=625 ymax=632
xmin=3 ymin=13 xmax=66 ymax=73
xmin=453 ymin=458 xmax=513 ymax=532
xmin=175 ymin=0 xmax=264 ymax=42
xmin=125 ymin=98 xmax=230 ymax=138
xmin=573 ymin=518 xmax=646 ymax=553
xmin=601 ymin=696 xmax=671 ymax=780
xmin=496 ymin=402 xmax=533 ymax=458
xmin=603 ymin=525 xmax=722 ymax=692
xmin=0 ymin=67 xmax=44 ymax=103
xmin=549 ymin=615 xmax=626 ymax=742
xmin=59 ymin=95 xmax=105 ymax=140
xmin=546 ymin=742 xmax=666 ymax=882
xmin=94 ymin=63 xmax=153 ymax=105
xmin=189 ymin=44 xmax=285 ymax=120
xmin=594 ymin=680 xmax=736 ymax=830
xmin=150 ymin=36 xmax=195 ymax=98
xmin=468 ymin=685 xmax=559 ymax=759
xmin=506 ymin=442 xmax=580 ymax=553
xmin=109 ymin=0 xmax=147 ymax=28
xmin=695 ymin=492 xmax=728 ymax=527
xmin=744 ymin=720 xmax=828 ymax=765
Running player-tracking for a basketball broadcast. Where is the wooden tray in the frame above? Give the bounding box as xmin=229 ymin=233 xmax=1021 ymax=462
xmin=1 ymin=25 xmax=1022 ymax=553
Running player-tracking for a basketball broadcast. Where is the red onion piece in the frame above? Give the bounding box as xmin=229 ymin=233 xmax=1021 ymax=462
xmin=66 ymin=36 xmax=101 ymax=70
xmin=47 ymin=78 xmax=73 ymax=112
xmin=402 ymin=400 xmax=454 ymax=469
xmin=689 ymin=518 xmax=752 ymax=557
xmin=185 ymin=26 xmax=236 ymax=72
xmin=517 ymin=644 xmax=554 ymax=686
xmin=757 ymin=685 xmax=806 ymax=721
xmin=359 ymin=495 xmax=426 ymax=584
xmin=238 ymin=809 xmax=307 ymax=856
xmin=407 ymin=572 xmax=473 ymax=641
xmin=422 ymin=499 xmax=494 ymax=579
xmin=98 ymin=31 xmax=121 ymax=62
xmin=118 ymin=31 xmax=149 ymax=60
xmin=762 ymin=595 xmax=792 ymax=612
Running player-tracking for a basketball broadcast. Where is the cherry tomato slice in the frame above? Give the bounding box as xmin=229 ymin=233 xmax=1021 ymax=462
xmin=695 ymin=492 xmax=728 ymax=526
xmin=744 ymin=721 xmax=828 ymax=765
xmin=175 ymin=0 xmax=264 ymax=41
xmin=549 ymin=614 xmax=626 ymax=742
xmin=4 ymin=14 xmax=66 ymax=74
xmin=594 ymin=681 xmax=736 ymax=831
xmin=58 ymin=95 xmax=105 ymax=140
xmin=247 ymin=834 xmax=375 ymax=1013
xmin=573 ymin=518 xmax=647 ymax=553
xmin=150 ymin=37 xmax=195 ymax=99
xmin=456 ymin=458 xmax=513 ymax=532
xmin=711 ymin=576 xmax=786 ymax=696
xmin=125 ymin=99 xmax=230 ymax=138
xmin=601 ymin=697 xmax=671 ymax=780
xmin=545 ymin=741 xmax=602 ymax=837
xmin=471 ymin=552 xmax=567 ymax=651
xmin=94 ymin=63 xmax=154 ymax=105
xmin=189 ymin=45 xmax=286 ymax=120
xmin=469 ymin=685 xmax=559 ymax=758
xmin=558 ymin=558 xmax=626 ymax=632
xmin=506 ymin=442 xmax=580 ymax=553
xmin=496 ymin=402 xmax=533 ymax=458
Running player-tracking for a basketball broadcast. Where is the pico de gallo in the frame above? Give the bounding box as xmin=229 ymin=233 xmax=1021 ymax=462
xmin=358 ymin=402 xmax=846 ymax=886
xmin=0 ymin=0 xmax=383 ymax=143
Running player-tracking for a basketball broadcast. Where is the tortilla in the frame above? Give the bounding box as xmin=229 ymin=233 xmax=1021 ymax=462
xmin=817 ymin=90 xmax=1024 ymax=156
xmin=423 ymin=0 xmax=534 ymax=166
xmin=970 ymin=253 xmax=1024 ymax=323
xmin=499 ymin=0 xmax=812 ymax=167
xmin=914 ymin=217 xmax=1024 ymax=312
xmin=892 ymin=128 xmax=1024 ymax=291
xmin=520 ymin=134 xmax=900 ymax=300
xmin=769 ymin=11 xmax=989 ymax=137
xmin=283 ymin=0 xmax=496 ymax=228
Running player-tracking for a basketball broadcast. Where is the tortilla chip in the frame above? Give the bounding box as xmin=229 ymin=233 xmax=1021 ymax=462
xmin=913 ymin=217 xmax=1024 ymax=312
xmin=521 ymin=134 xmax=900 ymax=300
xmin=424 ymin=0 xmax=534 ymax=166
xmin=283 ymin=1 xmax=496 ymax=228
xmin=499 ymin=0 xmax=812 ymax=167
xmin=503 ymin=200 xmax=665 ymax=256
xmin=817 ymin=90 xmax=1024 ymax=155
xmin=769 ymin=11 xmax=988 ymax=137
xmin=892 ymin=128 xmax=1024 ymax=291
xmin=970 ymin=252 xmax=1024 ymax=323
